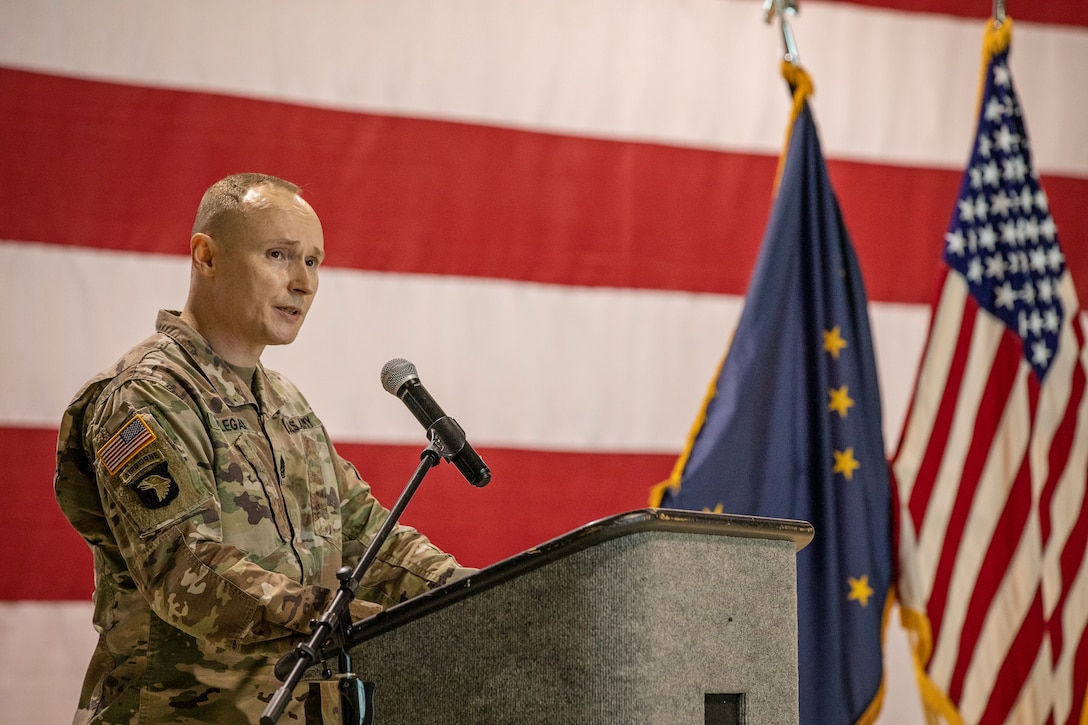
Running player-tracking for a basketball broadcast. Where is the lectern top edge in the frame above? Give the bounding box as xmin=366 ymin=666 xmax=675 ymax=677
xmin=338 ymin=507 xmax=813 ymax=650
xmin=619 ymin=507 xmax=814 ymax=552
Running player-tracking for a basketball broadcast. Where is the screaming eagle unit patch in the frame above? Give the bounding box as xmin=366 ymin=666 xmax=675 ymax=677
xmin=97 ymin=414 xmax=180 ymax=509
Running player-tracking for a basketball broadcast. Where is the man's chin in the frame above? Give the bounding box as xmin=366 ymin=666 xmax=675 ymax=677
xmin=270 ymin=333 xmax=301 ymax=347
xmin=267 ymin=325 xmax=304 ymax=347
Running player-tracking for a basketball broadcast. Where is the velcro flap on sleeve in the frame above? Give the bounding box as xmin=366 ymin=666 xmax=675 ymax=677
xmin=96 ymin=411 xmax=211 ymax=538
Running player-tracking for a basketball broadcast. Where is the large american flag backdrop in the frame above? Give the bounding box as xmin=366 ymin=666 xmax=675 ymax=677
xmin=1 ymin=2 xmax=1085 ymax=722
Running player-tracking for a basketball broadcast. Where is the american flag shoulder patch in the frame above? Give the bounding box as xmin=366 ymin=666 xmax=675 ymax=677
xmin=97 ymin=414 xmax=157 ymax=475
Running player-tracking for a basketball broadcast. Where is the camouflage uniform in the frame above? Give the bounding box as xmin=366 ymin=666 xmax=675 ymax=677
xmin=55 ymin=310 xmax=471 ymax=724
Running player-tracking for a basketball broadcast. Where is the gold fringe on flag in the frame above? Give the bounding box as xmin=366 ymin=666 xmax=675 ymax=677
xmin=774 ymin=61 xmax=814 ymax=195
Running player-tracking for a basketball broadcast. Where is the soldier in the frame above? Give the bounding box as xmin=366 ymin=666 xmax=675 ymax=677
xmin=54 ymin=172 xmax=474 ymax=723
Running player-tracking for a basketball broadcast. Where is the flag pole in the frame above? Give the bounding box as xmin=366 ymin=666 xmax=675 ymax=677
xmin=762 ymin=0 xmax=801 ymax=66
xmin=993 ymin=0 xmax=1006 ymax=27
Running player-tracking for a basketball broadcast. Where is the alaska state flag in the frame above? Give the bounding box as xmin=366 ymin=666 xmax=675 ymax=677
xmin=653 ymin=66 xmax=893 ymax=725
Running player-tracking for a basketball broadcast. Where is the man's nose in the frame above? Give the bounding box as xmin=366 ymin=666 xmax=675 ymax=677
xmin=290 ymin=261 xmax=318 ymax=295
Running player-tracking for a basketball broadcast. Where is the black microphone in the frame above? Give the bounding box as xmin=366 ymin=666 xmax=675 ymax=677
xmin=380 ymin=358 xmax=491 ymax=487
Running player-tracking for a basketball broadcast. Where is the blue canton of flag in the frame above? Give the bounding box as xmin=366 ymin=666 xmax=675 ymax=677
xmin=652 ymin=66 xmax=893 ymax=725
xmin=943 ymin=49 xmax=1065 ymax=380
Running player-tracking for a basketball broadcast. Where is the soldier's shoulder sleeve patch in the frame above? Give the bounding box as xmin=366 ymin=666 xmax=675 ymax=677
xmin=96 ymin=414 xmax=156 ymax=475
xmin=127 ymin=461 xmax=179 ymax=509
xmin=96 ymin=411 xmax=211 ymax=537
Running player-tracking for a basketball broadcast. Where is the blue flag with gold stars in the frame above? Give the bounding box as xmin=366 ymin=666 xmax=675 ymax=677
xmin=653 ymin=68 xmax=893 ymax=724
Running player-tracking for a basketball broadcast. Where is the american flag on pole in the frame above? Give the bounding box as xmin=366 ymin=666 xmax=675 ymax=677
xmin=892 ymin=17 xmax=1088 ymax=725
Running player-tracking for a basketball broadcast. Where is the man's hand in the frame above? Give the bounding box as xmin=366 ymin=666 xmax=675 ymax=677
xmin=348 ymin=599 xmax=383 ymax=623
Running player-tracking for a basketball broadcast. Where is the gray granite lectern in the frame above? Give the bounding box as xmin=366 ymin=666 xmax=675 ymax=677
xmin=320 ymin=508 xmax=813 ymax=724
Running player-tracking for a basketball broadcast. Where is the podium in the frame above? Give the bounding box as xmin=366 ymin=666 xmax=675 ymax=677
xmin=328 ymin=508 xmax=813 ymax=724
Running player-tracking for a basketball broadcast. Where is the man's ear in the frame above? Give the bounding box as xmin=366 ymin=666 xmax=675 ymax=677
xmin=190 ymin=233 xmax=215 ymax=276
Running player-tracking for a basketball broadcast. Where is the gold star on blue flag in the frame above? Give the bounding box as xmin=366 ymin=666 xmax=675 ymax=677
xmin=652 ymin=62 xmax=893 ymax=724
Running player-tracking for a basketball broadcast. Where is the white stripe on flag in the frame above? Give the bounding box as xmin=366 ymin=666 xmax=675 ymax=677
xmin=0 ymin=240 xmax=932 ymax=455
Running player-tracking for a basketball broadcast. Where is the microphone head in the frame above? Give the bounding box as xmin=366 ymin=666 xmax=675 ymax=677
xmin=380 ymin=358 xmax=419 ymax=396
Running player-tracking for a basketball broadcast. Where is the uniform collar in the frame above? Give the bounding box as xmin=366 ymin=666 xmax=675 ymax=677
xmin=155 ymin=310 xmax=290 ymax=414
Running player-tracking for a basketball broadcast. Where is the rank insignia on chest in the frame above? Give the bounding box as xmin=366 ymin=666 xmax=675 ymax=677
xmin=97 ymin=414 xmax=157 ymax=475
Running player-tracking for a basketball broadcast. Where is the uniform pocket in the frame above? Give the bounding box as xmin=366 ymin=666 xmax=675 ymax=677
xmin=302 ymin=431 xmax=343 ymax=543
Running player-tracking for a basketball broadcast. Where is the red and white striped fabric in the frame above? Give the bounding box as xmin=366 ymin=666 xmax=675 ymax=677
xmin=1 ymin=2 xmax=1086 ymax=722
xmin=891 ymin=20 xmax=1088 ymax=724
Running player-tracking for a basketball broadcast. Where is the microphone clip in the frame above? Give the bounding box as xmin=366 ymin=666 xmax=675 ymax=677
xmin=427 ymin=416 xmax=469 ymax=461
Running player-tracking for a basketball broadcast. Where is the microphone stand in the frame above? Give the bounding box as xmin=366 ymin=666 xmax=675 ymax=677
xmin=261 ymin=439 xmax=444 ymax=725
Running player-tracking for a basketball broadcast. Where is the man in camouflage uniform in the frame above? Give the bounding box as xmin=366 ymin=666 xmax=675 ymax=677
xmin=55 ymin=173 xmax=473 ymax=723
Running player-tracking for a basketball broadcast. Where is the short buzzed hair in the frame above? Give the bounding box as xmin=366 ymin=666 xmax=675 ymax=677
xmin=191 ymin=172 xmax=302 ymax=239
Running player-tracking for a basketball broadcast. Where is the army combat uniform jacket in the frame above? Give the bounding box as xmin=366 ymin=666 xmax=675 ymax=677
xmin=55 ymin=310 xmax=470 ymax=723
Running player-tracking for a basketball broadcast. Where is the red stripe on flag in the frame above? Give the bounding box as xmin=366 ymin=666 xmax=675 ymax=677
xmin=1069 ymin=614 xmax=1088 ymax=725
xmin=2 ymin=67 xmax=1087 ymax=304
xmin=0 ymin=68 xmax=773 ymax=296
xmin=0 ymin=426 xmax=92 ymax=601
xmin=0 ymin=427 xmax=672 ymax=601
xmin=820 ymin=0 xmax=1088 ymax=27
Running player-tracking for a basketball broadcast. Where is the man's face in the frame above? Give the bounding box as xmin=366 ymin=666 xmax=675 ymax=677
xmin=206 ymin=185 xmax=325 ymax=363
